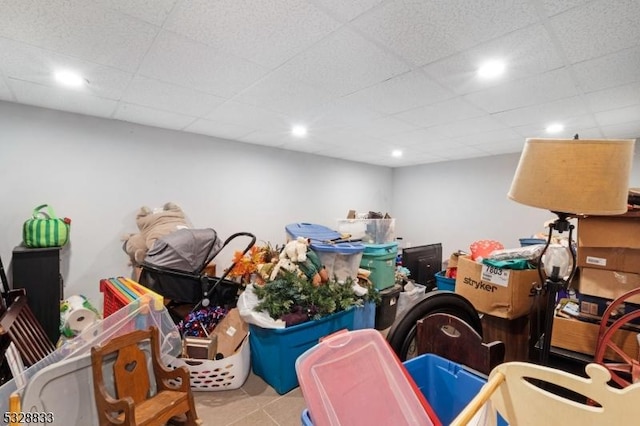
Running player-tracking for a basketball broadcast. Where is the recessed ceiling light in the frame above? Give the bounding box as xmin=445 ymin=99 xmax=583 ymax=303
xmin=54 ymin=70 xmax=86 ymax=87
xmin=291 ymin=125 xmax=307 ymax=137
xmin=477 ymin=60 xmax=506 ymax=79
xmin=392 ymin=150 xmax=403 ymax=158
xmin=546 ymin=123 xmax=565 ymax=134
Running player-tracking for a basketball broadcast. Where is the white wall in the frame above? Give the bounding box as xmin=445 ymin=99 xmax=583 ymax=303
xmin=392 ymin=149 xmax=640 ymax=261
xmin=0 ymin=101 xmax=392 ymax=304
xmin=1 ymin=101 xmax=638 ymax=307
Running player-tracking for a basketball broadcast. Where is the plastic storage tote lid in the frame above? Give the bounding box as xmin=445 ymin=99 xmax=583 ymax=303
xmin=285 ymin=223 xmax=341 ymax=242
xmin=295 ymin=329 xmax=438 ymax=426
xmin=310 ymin=241 xmax=364 ymax=254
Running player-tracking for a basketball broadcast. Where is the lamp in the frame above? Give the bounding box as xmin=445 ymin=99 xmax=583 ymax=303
xmin=508 ymin=137 xmax=635 ymax=365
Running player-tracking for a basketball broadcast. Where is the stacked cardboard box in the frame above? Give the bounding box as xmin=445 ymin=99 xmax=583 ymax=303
xmin=551 ymin=210 xmax=640 ymax=358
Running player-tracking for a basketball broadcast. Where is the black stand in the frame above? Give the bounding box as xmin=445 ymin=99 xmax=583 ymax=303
xmin=537 ymin=212 xmax=576 ymax=366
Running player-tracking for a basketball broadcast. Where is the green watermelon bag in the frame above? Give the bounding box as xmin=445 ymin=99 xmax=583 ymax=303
xmin=23 ymin=204 xmax=71 ymax=248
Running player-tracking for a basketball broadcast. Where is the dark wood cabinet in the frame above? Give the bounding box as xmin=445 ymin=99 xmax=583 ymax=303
xmin=11 ymin=246 xmax=63 ymax=344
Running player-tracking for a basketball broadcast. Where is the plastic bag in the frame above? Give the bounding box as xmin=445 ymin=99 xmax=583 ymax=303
xmin=237 ymin=284 xmax=286 ymax=329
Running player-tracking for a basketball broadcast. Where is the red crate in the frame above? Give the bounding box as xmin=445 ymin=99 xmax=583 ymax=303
xmin=99 ymin=279 xmax=132 ymax=317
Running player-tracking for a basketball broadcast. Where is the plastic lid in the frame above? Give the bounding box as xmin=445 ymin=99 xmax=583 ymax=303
xmin=310 ymin=241 xmax=365 ymax=254
xmin=285 ymin=223 xmax=341 ymax=242
xmin=296 ymin=329 xmax=437 ymax=426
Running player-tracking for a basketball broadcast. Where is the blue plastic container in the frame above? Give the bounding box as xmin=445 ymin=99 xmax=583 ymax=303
xmin=434 ymin=270 xmax=455 ymax=291
xmin=250 ymin=308 xmax=356 ymax=395
xmin=519 ymin=238 xmax=546 ymax=247
xmin=285 ymin=223 xmax=341 ymax=242
xmin=352 ymin=300 xmax=376 ymax=330
xmin=301 ymin=353 xmax=507 ymax=425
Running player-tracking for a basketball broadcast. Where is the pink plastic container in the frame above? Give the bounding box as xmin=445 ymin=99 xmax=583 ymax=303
xmin=295 ymin=329 xmax=440 ymax=426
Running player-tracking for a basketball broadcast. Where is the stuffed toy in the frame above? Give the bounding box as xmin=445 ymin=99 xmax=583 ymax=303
xmin=280 ymin=237 xmax=309 ymax=262
xmin=122 ymin=202 xmax=189 ymax=265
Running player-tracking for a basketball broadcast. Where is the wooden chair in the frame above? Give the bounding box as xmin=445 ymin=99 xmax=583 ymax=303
xmin=451 ymin=362 xmax=640 ymax=425
xmin=90 ymin=326 xmax=201 ymax=426
xmin=416 ymin=313 xmax=505 ymax=375
xmin=0 ymin=294 xmax=56 ymax=366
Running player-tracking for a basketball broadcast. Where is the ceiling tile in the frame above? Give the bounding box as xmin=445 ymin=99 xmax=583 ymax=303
xmin=599 ymin=121 xmax=640 ymax=139
xmin=138 ymin=30 xmax=269 ymax=98
xmin=113 ymin=102 xmax=195 ymax=130
xmin=452 ymin=128 xmax=524 ymax=146
xmin=276 ymin=27 xmax=410 ymax=97
xmin=595 ymin=105 xmax=640 ymax=127
xmin=352 ymin=0 xmax=538 ymax=66
xmin=299 ymin=98 xmax=382 ymax=130
xmin=311 ymin=0 xmax=384 ymax=22
xmin=464 ymin=68 xmax=579 ymax=113
xmin=7 ymin=78 xmax=117 ymax=118
xmin=122 ymin=76 xmax=227 ymax=117
xmin=584 ymin=82 xmax=640 ymax=113
xmin=350 ymin=116 xmax=419 ymax=141
xmin=232 ymin=72 xmax=334 ymax=116
xmin=512 ymin=114 xmax=600 ymax=138
xmin=573 ymin=46 xmax=640 ymax=93
xmin=436 ymin=146 xmax=490 ymax=161
xmin=185 ymin=118 xmax=255 ymax=141
xmin=389 ymin=128 xmax=454 ymax=150
xmin=423 ymin=25 xmax=564 ymax=95
xmin=394 ymin=97 xmax=486 ymax=128
xmin=471 ymin=138 xmax=525 ymax=155
xmin=94 ymin=0 xmax=178 ymax=26
xmin=427 ymin=115 xmax=509 ymax=139
xmin=205 ymin=101 xmax=287 ymax=132
xmin=313 ymin=127 xmax=387 ymax=147
xmin=550 ymin=0 xmax=640 ymax=64
xmin=492 ymin=96 xmax=590 ymax=127
xmin=540 ymin=0 xmax=592 ymax=17
xmin=0 ymin=0 xmax=158 ymax=72
xmin=164 ymin=0 xmax=341 ymax=68
xmin=342 ymin=71 xmax=453 ymax=115
xmin=0 ymin=37 xmax=132 ymax=100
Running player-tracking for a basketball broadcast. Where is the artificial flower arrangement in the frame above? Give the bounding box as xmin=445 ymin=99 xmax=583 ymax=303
xmin=226 ymin=242 xmax=281 ymax=284
xmin=229 ymin=239 xmax=380 ymax=327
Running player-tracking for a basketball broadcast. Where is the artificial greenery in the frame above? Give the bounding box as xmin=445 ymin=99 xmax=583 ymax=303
xmin=253 ymin=270 xmax=379 ymax=324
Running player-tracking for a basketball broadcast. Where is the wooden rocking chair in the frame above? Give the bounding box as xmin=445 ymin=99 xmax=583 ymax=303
xmin=0 ymin=294 xmax=56 ymax=366
xmin=90 ymin=326 xmax=201 ymax=426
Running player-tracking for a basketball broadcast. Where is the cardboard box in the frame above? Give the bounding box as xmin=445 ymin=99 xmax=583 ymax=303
xmin=454 ymin=255 xmax=540 ymax=319
xmin=212 ymin=308 xmax=249 ymax=358
xmin=551 ymin=315 xmax=639 ymax=361
xmin=577 ymin=211 xmax=640 ymax=249
xmin=579 ymin=267 xmax=640 ymax=303
xmin=577 ymin=247 xmax=640 ymax=274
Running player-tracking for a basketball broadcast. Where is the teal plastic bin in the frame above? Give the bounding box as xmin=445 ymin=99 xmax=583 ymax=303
xmin=360 ymin=242 xmax=398 ymax=290
xmin=435 ymin=270 xmax=455 ymax=291
xmin=249 ymin=308 xmax=355 ymax=395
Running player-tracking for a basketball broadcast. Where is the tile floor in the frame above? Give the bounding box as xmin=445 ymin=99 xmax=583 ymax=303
xmin=193 ymin=371 xmax=307 ymax=426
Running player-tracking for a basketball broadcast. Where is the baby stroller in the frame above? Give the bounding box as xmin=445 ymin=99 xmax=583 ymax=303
xmin=138 ymin=228 xmax=256 ymax=323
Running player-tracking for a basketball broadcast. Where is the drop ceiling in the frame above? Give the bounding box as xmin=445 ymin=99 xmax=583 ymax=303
xmin=1 ymin=0 xmax=639 ymax=167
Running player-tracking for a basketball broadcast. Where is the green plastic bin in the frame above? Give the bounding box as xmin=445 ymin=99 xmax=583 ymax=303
xmin=360 ymin=243 xmax=398 ymax=291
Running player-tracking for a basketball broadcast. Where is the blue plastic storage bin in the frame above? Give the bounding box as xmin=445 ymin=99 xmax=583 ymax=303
xmin=352 ymin=300 xmax=376 ymax=329
xmin=301 ymin=353 xmax=507 ymax=425
xmin=250 ymin=308 xmax=355 ymax=395
xmin=434 ymin=270 xmax=455 ymax=291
